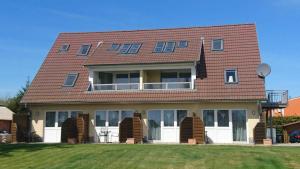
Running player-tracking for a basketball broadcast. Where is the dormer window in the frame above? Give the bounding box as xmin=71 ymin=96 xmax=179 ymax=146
xmin=225 ymin=69 xmax=238 ymax=84
xmin=77 ymin=44 xmax=91 ymax=56
xmin=58 ymin=43 xmax=70 ymax=53
xmin=63 ymin=73 xmax=78 ymax=87
xmin=212 ymin=39 xmax=223 ymax=51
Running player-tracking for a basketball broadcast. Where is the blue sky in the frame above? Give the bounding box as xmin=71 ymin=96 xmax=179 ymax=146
xmin=0 ymin=0 xmax=299 ymax=98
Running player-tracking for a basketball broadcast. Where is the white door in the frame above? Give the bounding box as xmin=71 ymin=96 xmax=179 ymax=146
xmin=203 ymin=110 xmax=232 ymax=143
xmin=44 ymin=111 xmax=77 ymax=143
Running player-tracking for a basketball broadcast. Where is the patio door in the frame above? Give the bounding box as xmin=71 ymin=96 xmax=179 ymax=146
xmin=148 ymin=110 xmax=161 ymax=141
xmin=232 ymin=110 xmax=247 ymax=142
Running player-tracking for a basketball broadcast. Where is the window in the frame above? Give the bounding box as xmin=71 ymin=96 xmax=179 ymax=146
xmin=177 ymin=110 xmax=187 ymax=126
xmin=164 ymin=41 xmax=176 ymax=53
xmin=58 ymin=43 xmax=70 ymax=53
xmin=119 ymin=44 xmax=131 ymax=54
xmin=203 ymin=110 xmax=214 ymax=127
xmin=212 ymin=39 xmax=223 ymax=51
xmin=96 ymin=111 xmax=106 ymax=127
xmin=46 ymin=112 xmax=56 ymax=127
xmin=225 ymin=69 xmax=238 ymax=84
xmin=164 ymin=110 xmax=174 ymax=126
xmin=63 ymin=73 xmax=78 ymax=87
xmin=161 ymin=72 xmax=178 ymax=82
xmin=78 ymin=44 xmax=91 ymax=55
xmin=108 ymin=111 xmax=119 ymax=126
xmin=121 ymin=110 xmax=134 ymax=120
xmin=153 ymin=42 xmax=165 ymax=53
xmin=178 ymin=72 xmax=191 ymax=82
xmin=109 ymin=43 xmax=121 ymax=51
xmin=58 ymin=111 xmax=68 ymax=127
xmin=129 ymin=73 xmax=139 ymax=83
xmin=178 ymin=40 xmax=188 ymax=48
xmin=128 ymin=43 xmax=142 ymax=54
xmin=217 ymin=110 xmax=229 ymax=127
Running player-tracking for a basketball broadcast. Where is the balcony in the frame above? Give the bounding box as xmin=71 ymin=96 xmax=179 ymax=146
xmin=89 ymin=68 xmax=195 ymax=92
xmin=262 ymin=90 xmax=288 ymax=108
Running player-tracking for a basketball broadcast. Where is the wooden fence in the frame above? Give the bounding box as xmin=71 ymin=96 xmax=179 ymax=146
xmin=253 ymin=122 xmax=266 ymax=144
xmin=180 ymin=116 xmax=205 ymax=144
xmin=119 ymin=113 xmax=143 ymax=144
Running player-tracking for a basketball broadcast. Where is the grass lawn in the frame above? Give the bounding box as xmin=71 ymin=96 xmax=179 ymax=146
xmin=0 ymin=144 xmax=300 ymax=169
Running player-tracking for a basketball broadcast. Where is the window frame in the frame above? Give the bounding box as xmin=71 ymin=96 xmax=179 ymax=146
xmin=163 ymin=41 xmax=176 ymax=53
xmin=178 ymin=40 xmax=188 ymax=48
xmin=58 ymin=43 xmax=70 ymax=53
xmin=119 ymin=43 xmax=132 ymax=54
xmin=109 ymin=43 xmax=121 ymax=51
xmin=211 ymin=39 xmax=224 ymax=51
xmin=203 ymin=110 xmax=215 ymax=127
xmin=63 ymin=73 xmax=79 ymax=87
xmin=153 ymin=41 xmax=166 ymax=53
xmin=77 ymin=44 xmax=91 ymax=56
xmin=127 ymin=43 xmax=142 ymax=54
xmin=224 ymin=69 xmax=239 ymax=84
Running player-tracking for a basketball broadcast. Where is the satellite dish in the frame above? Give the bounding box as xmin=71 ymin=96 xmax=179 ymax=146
xmin=256 ymin=63 xmax=271 ymax=78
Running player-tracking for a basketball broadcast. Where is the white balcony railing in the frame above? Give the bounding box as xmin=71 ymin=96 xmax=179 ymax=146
xmin=143 ymin=82 xmax=192 ymax=90
xmin=93 ymin=83 xmax=139 ymax=91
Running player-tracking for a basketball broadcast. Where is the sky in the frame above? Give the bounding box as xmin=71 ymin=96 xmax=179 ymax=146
xmin=0 ymin=0 xmax=299 ymax=98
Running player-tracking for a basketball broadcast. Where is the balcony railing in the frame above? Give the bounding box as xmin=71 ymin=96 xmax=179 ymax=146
xmin=143 ymin=82 xmax=192 ymax=90
xmin=92 ymin=82 xmax=192 ymax=91
xmin=93 ymin=83 xmax=139 ymax=91
xmin=262 ymin=90 xmax=288 ymax=108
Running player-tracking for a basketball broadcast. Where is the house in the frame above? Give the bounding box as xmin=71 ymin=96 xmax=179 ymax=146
xmin=21 ymin=23 xmax=267 ymax=144
xmin=0 ymin=106 xmax=14 ymax=133
xmin=271 ymin=97 xmax=300 ymax=117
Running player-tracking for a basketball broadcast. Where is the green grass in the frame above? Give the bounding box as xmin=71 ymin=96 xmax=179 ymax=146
xmin=0 ymin=144 xmax=300 ymax=169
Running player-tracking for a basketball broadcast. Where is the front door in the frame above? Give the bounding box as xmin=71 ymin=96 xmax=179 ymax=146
xmin=232 ymin=110 xmax=247 ymax=142
xmin=148 ymin=110 xmax=161 ymax=141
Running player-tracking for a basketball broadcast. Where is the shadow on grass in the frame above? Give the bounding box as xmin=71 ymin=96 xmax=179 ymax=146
xmin=0 ymin=143 xmax=72 ymax=157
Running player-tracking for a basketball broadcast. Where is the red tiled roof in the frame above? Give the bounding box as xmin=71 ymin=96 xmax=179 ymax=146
xmin=284 ymin=97 xmax=300 ymax=116
xmin=21 ymin=23 xmax=265 ymax=104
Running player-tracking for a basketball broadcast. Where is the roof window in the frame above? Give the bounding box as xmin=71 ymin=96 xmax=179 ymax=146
xmin=212 ymin=39 xmax=223 ymax=51
xmin=128 ymin=43 xmax=142 ymax=54
xmin=109 ymin=43 xmax=121 ymax=51
xmin=58 ymin=43 xmax=70 ymax=53
xmin=163 ymin=41 xmax=176 ymax=53
xmin=63 ymin=73 xmax=78 ymax=87
xmin=178 ymin=40 xmax=188 ymax=48
xmin=153 ymin=42 xmax=165 ymax=53
xmin=119 ymin=44 xmax=132 ymax=54
xmin=77 ymin=44 xmax=91 ymax=55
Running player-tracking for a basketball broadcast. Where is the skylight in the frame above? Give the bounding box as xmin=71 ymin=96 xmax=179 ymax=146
xmin=178 ymin=41 xmax=188 ymax=48
xmin=58 ymin=43 xmax=70 ymax=53
xmin=77 ymin=44 xmax=91 ymax=55
xmin=153 ymin=42 xmax=165 ymax=53
xmin=119 ymin=44 xmax=132 ymax=54
xmin=63 ymin=73 xmax=78 ymax=87
xmin=164 ymin=41 xmax=176 ymax=53
xmin=110 ymin=43 xmax=121 ymax=51
xmin=128 ymin=43 xmax=142 ymax=54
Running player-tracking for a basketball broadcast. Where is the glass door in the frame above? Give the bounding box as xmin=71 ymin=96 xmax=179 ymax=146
xmin=232 ymin=110 xmax=247 ymax=142
xmin=148 ymin=110 xmax=161 ymax=140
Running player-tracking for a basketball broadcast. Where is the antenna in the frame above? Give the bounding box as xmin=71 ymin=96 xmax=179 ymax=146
xmin=256 ymin=63 xmax=271 ymax=78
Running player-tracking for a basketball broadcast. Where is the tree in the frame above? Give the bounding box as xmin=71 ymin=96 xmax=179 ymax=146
xmin=7 ymin=79 xmax=30 ymax=114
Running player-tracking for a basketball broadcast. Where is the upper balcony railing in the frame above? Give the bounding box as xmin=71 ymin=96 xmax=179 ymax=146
xmin=93 ymin=83 xmax=139 ymax=91
xmin=92 ymin=82 xmax=192 ymax=91
xmin=262 ymin=90 xmax=288 ymax=108
xmin=143 ymin=82 xmax=192 ymax=90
